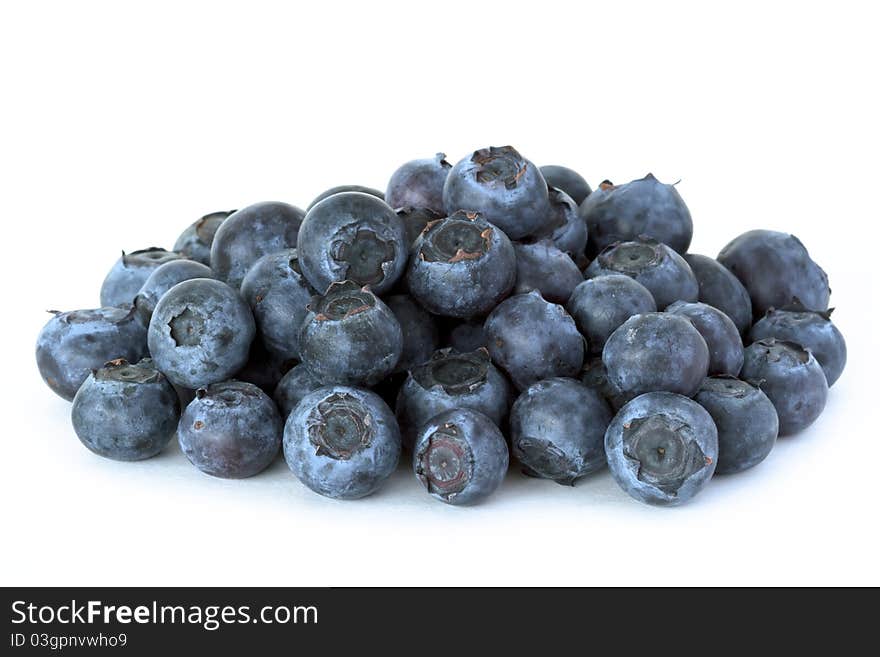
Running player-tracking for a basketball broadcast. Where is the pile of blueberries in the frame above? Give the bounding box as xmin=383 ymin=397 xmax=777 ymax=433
xmin=35 ymin=146 xmax=846 ymax=506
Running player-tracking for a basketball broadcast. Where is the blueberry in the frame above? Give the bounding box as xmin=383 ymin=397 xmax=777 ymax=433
xmin=534 ymin=187 xmax=588 ymax=258
xmin=407 ymin=211 xmax=515 ymax=318
xmin=443 ymin=146 xmax=550 ymax=240
xmin=284 ymin=386 xmax=401 ymax=499
xmin=100 ymin=248 xmax=185 ymax=307
xmin=385 ymin=153 xmax=452 ymax=213
xmin=510 ymin=378 xmax=611 ymax=485
xmin=580 ymin=174 xmax=693 ymax=257
xmin=397 ymin=206 xmax=445 ymax=246
xmin=739 ymin=339 xmax=828 ymax=436
xmin=396 ymin=347 xmax=511 ymax=449
xmin=666 ymin=301 xmax=744 ymax=376
xmin=567 ymin=274 xmax=657 ymax=355
xmin=683 ymin=253 xmax=753 ymax=334
xmin=585 ymin=236 xmax=698 ymax=309
xmin=36 ymin=305 xmax=148 ymax=401
xmin=307 ymin=185 xmax=384 ymax=211
xmin=485 ymin=290 xmax=584 ymax=390
xmin=147 ymin=278 xmax=255 ymax=389
xmin=299 ymin=280 xmax=402 ymax=386
xmin=135 ymin=259 xmax=215 ymax=322
xmin=178 ymin=380 xmax=282 ymax=478
xmin=603 ymin=312 xmax=709 ymax=400
xmin=297 ymin=192 xmax=407 ymax=296
xmin=717 ymin=230 xmax=830 ymax=317
xmin=446 ymin=318 xmax=487 ymax=353
xmin=273 ymin=363 xmax=323 ymax=418
xmin=173 ymin=210 xmax=235 ymax=266
xmin=384 ymin=294 xmax=440 ymax=374
xmin=71 ymin=358 xmax=179 ymax=461
xmin=210 ymin=201 xmax=305 ymax=289
xmin=606 ymin=392 xmax=717 ymax=506
xmin=580 ymin=356 xmax=628 ymax=411
xmin=239 ymin=248 xmax=315 ymax=361
xmin=413 ymin=408 xmax=509 ymax=505
xmin=695 ymin=376 xmax=778 ymax=474
xmin=539 ymin=165 xmax=592 ymax=205
xmin=512 ymin=240 xmax=583 ymax=304
xmin=749 ymin=304 xmax=846 ymax=386
xmin=234 ymin=339 xmax=295 ymax=394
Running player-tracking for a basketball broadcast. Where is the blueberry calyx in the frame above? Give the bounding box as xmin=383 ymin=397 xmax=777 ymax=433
xmin=310 ymin=281 xmax=375 ymax=322
xmin=419 ymin=212 xmax=492 ymax=264
xmin=622 ymin=415 xmax=711 ymax=495
xmin=471 ymin=146 xmax=528 ymax=190
xmin=331 ymin=227 xmax=396 ymax=287
xmin=512 ymin=438 xmax=575 ymax=486
xmin=95 ymin=358 xmax=162 ymax=384
xmin=415 ymin=423 xmax=472 ymax=498
xmin=195 ymin=210 xmax=235 ymax=241
xmin=599 ymin=180 xmax=615 ymax=190
xmin=597 ymin=237 xmax=663 ymax=274
xmin=307 ymin=392 xmax=373 ymax=460
xmin=698 ymin=374 xmax=750 ymax=399
xmin=168 ymin=307 xmax=204 ymax=347
xmin=411 ymin=348 xmax=490 ymax=395
xmin=752 ymin=338 xmax=811 ymax=364
xmin=766 ymin=297 xmax=835 ymax=322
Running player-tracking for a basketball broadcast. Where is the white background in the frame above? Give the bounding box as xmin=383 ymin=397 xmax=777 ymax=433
xmin=2 ymin=1 xmax=878 ymax=586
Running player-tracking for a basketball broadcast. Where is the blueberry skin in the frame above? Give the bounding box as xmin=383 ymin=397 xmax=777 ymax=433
xmin=385 ymin=153 xmax=452 ymax=214
xmin=147 ymin=278 xmax=255 ymax=389
xmin=178 ymin=380 xmax=282 ymax=478
xmin=173 ymin=210 xmax=235 ymax=266
xmin=71 ymin=358 xmax=179 ymax=461
xmin=585 ymin=237 xmax=698 ymax=309
xmin=539 ymin=165 xmax=592 ymax=205
xmin=666 ymin=301 xmax=744 ymax=376
xmin=485 ymin=291 xmax=585 ymax=391
xmin=511 ymin=240 xmax=582 ymax=305
xmin=749 ymin=306 xmax=846 ymax=386
xmin=535 ymin=187 xmax=588 ymax=257
xmin=567 ymin=274 xmax=657 ymax=355
xmin=284 ymin=386 xmax=401 ymax=500
xmin=603 ymin=312 xmax=709 ymax=400
xmin=695 ymin=376 xmax=778 ymax=474
xmin=384 ymin=294 xmax=440 ymax=374
xmin=396 ymin=348 xmax=511 ymax=449
xmin=717 ymin=230 xmax=830 ymax=318
xmin=397 ymin=206 xmax=445 ymax=246
xmin=135 ymin=259 xmax=215 ymax=321
xmin=580 ymin=174 xmax=693 ymax=257
xmin=683 ymin=253 xmax=753 ymax=335
xmin=239 ymin=248 xmax=314 ymax=361
xmin=307 ymin=185 xmax=384 ymax=211
xmin=273 ymin=363 xmax=323 ymax=418
xmin=442 ymin=146 xmax=550 ymax=240
xmin=299 ymin=281 xmax=403 ymax=386
xmin=100 ymin=248 xmax=185 ymax=307
xmin=740 ymin=339 xmax=828 ymax=436
xmin=297 ymin=192 xmax=408 ymax=296
xmin=447 ymin=318 xmax=487 ymax=353
xmin=210 ymin=201 xmax=305 ymax=290
xmin=510 ymin=378 xmax=612 ymax=485
xmin=407 ymin=211 xmax=516 ymax=319
xmin=605 ymin=392 xmax=718 ymax=506
xmin=413 ymin=408 xmax=509 ymax=506
xmin=580 ymin=356 xmax=628 ymax=412
xmin=36 ymin=305 xmax=148 ymax=401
